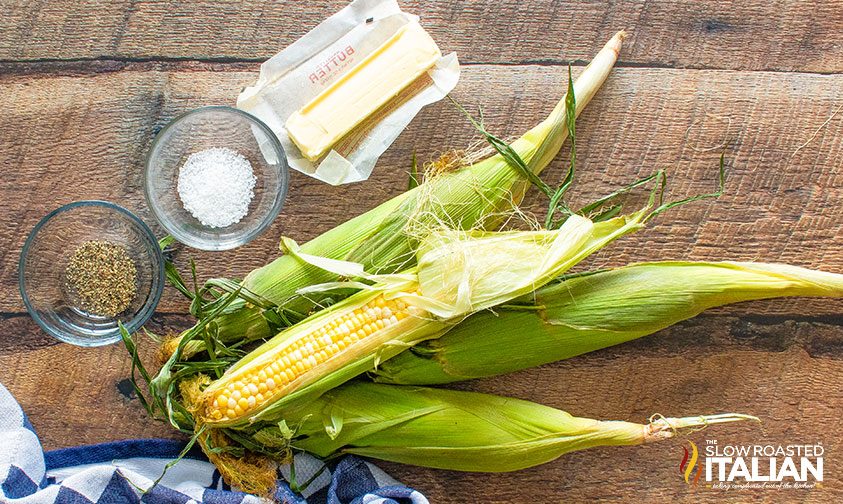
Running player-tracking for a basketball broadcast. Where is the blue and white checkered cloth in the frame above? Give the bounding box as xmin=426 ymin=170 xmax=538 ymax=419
xmin=0 ymin=383 xmax=428 ymax=504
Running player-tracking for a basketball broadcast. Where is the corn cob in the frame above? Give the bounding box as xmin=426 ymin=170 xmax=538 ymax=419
xmin=201 ymin=287 xmax=442 ymax=425
xmin=374 ymin=261 xmax=843 ymax=384
xmin=197 ymin=211 xmax=648 ymax=427
xmin=167 ymin=32 xmax=627 ymax=356
xmin=248 ymin=381 xmax=756 ymax=472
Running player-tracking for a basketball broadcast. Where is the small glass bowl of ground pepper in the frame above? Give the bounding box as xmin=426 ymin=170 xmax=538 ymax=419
xmin=19 ymin=201 xmax=164 ymax=346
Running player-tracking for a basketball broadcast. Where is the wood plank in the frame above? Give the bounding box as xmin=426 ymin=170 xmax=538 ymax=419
xmin=2 ymin=65 xmax=841 ymax=316
xmin=1 ymin=314 xmax=840 ymax=502
xmin=0 ymin=1 xmax=841 ymax=73
xmin=2 ymin=2 xmax=840 ymax=502
xmin=0 ymin=313 xmax=193 ymax=446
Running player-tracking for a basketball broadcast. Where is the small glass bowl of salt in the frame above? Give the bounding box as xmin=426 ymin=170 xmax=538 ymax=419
xmin=145 ymin=106 xmax=289 ymax=251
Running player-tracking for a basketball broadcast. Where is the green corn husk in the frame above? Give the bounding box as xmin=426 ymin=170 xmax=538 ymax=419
xmin=167 ymin=32 xmax=627 ymax=356
xmin=373 ymin=261 xmax=843 ymax=385
xmin=196 ymin=210 xmax=649 ymax=427
xmin=247 ymin=381 xmax=756 ymax=472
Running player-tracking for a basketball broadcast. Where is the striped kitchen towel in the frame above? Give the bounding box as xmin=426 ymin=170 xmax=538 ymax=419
xmin=0 ymin=382 xmax=427 ymax=504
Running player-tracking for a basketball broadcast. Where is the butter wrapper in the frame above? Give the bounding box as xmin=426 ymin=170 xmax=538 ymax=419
xmin=237 ymin=0 xmax=460 ymax=185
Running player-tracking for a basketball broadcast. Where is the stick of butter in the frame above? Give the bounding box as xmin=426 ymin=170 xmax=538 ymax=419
xmin=285 ymin=22 xmax=442 ymax=161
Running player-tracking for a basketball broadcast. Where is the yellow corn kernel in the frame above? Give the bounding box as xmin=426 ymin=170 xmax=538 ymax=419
xmin=205 ymin=294 xmax=418 ymax=421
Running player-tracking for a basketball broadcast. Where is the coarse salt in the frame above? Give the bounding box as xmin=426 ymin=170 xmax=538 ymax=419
xmin=177 ymin=147 xmax=257 ymax=228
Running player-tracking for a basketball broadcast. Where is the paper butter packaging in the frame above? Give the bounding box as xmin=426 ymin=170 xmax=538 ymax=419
xmin=237 ymin=0 xmax=460 ymax=185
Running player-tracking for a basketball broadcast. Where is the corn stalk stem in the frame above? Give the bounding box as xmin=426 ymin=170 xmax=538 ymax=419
xmin=644 ymin=414 xmax=761 ymax=443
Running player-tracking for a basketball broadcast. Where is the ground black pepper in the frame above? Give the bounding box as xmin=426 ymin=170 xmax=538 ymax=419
xmin=64 ymin=240 xmax=138 ymax=317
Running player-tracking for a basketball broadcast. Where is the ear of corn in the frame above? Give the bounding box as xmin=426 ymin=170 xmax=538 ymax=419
xmin=374 ymin=261 xmax=843 ymax=384
xmin=197 ymin=209 xmax=649 ymax=427
xmin=199 ymin=286 xmax=441 ymax=427
xmin=168 ymin=32 xmax=627 ymax=356
xmin=250 ymin=381 xmax=756 ymax=472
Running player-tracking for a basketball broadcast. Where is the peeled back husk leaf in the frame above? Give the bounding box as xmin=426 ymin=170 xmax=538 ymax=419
xmin=414 ymin=211 xmax=646 ymax=318
xmin=374 ymin=261 xmax=843 ymax=384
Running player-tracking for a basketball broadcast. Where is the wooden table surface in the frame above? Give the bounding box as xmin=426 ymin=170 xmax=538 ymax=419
xmin=1 ymin=1 xmax=842 ymax=502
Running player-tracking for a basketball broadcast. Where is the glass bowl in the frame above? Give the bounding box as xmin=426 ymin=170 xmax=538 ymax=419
xmin=145 ymin=106 xmax=289 ymax=251
xmin=19 ymin=201 xmax=164 ymax=347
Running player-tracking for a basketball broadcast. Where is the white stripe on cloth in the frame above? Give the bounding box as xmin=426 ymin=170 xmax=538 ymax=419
xmin=0 ymin=384 xmax=46 ymax=493
xmin=46 ymin=457 xmax=216 ymax=501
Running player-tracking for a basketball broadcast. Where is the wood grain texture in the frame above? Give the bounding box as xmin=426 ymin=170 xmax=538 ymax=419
xmin=0 ymin=1 xmax=842 ymax=73
xmin=1 ymin=65 xmax=841 ymax=315
xmin=1 ymin=315 xmax=840 ymax=502
xmin=0 ymin=314 xmax=191 ymax=445
xmin=1 ymin=1 xmax=842 ymax=502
